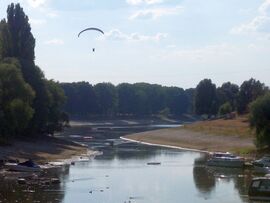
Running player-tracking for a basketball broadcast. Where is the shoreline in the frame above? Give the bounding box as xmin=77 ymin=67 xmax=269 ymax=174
xmin=0 ymin=136 xmax=91 ymax=164
xmin=121 ymin=137 xmax=209 ymax=153
xmin=123 ymin=126 xmax=256 ymax=157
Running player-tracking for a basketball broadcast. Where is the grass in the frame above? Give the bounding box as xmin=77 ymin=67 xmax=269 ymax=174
xmin=183 ymin=115 xmax=254 ymax=137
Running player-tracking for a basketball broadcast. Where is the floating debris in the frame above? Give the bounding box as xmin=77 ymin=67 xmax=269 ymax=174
xmin=147 ymin=162 xmax=161 ymax=165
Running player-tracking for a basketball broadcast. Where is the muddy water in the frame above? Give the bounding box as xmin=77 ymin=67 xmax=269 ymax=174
xmin=0 ymin=123 xmax=256 ymax=203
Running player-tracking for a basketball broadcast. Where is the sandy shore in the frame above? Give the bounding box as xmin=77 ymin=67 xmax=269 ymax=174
xmin=0 ymin=136 xmax=89 ymax=164
xmin=124 ymin=127 xmax=255 ymax=155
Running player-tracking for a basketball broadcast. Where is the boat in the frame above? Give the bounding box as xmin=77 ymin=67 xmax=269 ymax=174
xmin=249 ymin=177 xmax=270 ymax=201
xmin=5 ymin=160 xmax=42 ymax=172
xmin=253 ymin=162 xmax=270 ymax=174
xmin=206 ymin=152 xmax=245 ymax=168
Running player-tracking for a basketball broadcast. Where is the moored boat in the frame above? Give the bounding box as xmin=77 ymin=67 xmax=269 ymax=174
xmin=253 ymin=155 xmax=270 ymax=173
xmin=206 ymin=152 xmax=245 ymax=168
xmin=249 ymin=177 xmax=270 ymax=201
xmin=5 ymin=160 xmax=42 ymax=172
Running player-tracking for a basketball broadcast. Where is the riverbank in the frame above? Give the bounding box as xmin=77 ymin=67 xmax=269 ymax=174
xmin=124 ymin=117 xmax=256 ymax=156
xmin=0 ymin=136 xmax=89 ymax=164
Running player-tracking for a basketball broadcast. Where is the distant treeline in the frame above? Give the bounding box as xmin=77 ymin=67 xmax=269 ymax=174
xmin=0 ymin=3 xmax=67 ymax=140
xmin=60 ymin=82 xmax=194 ymax=118
xmin=61 ymin=78 xmax=269 ymax=119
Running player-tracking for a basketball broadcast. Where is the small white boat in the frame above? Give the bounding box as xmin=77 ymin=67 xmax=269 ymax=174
xmin=249 ymin=177 xmax=270 ymax=201
xmin=206 ymin=152 xmax=245 ymax=168
xmin=5 ymin=160 xmax=42 ymax=172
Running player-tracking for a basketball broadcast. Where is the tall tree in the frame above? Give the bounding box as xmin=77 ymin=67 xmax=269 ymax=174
xmin=0 ymin=19 xmax=12 ymax=59
xmin=195 ymin=79 xmax=217 ymax=115
xmin=165 ymin=87 xmax=189 ymax=116
xmin=217 ymin=82 xmax=239 ymax=111
xmin=237 ymin=78 xmax=267 ymax=114
xmin=0 ymin=3 xmax=67 ymax=136
xmin=6 ymin=3 xmax=35 ymax=60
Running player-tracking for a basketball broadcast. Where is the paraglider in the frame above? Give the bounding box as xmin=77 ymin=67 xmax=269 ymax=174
xmin=78 ymin=27 xmax=104 ymax=37
xmin=78 ymin=27 xmax=104 ymax=52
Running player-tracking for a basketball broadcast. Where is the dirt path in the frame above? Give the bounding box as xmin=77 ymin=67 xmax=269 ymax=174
xmin=125 ymin=127 xmax=255 ymax=154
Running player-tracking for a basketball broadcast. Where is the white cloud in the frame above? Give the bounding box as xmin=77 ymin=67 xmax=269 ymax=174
xmin=26 ymin=0 xmax=47 ymax=8
xmin=44 ymin=39 xmax=64 ymax=45
xmin=101 ymin=29 xmax=167 ymax=42
xmin=231 ymin=0 xmax=270 ymax=35
xmin=126 ymin=0 xmax=163 ymax=6
xmin=259 ymin=0 xmax=270 ymax=15
xmin=129 ymin=6 xmax=183 ymax=20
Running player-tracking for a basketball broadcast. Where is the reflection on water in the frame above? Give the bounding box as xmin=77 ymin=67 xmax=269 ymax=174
xmin=0 ymin=124 xmax=258 ymax=203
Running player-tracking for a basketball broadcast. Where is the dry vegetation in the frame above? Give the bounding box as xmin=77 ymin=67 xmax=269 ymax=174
xmin=183 ymin=115 xmax=254 ymax=137
xmin=125 ymin=115 xmax=257 ymax=156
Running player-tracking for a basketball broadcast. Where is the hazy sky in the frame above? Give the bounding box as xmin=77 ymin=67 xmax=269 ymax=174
xmin=0 ymin=0 xmax=270 ymax=88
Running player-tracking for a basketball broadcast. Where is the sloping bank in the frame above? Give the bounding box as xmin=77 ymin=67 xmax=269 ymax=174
xmin=123 ymin=126 xmax=255 ymax=154
xmin=0 ymin=136 xmax=89 ymax=163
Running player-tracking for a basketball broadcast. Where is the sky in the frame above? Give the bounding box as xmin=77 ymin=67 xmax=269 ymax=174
xmin=0 ymin=0 xmax=270 ymax=89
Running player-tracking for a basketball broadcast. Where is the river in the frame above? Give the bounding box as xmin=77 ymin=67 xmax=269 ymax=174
xmin=0 ymin=122 xmax=255 ymax=203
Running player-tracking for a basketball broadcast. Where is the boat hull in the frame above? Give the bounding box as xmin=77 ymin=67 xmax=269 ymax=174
xmin=5 ymin=163 xmax=42 ymax=172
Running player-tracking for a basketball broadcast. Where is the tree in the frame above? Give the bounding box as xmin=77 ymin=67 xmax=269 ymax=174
xmin=6 ymin=3 xmax=35 ymax=61
xmin=237 ymin=78 xmax=267 ymax=114
xmin=218 ymin=102 xmax=232 ymax=116
xmin=165 ymin=87 xmax=189 ymax=116
xmin=0 ymin=3 xmax=68 ymax=137
xmin=61 ymin=82 xmax=98 ymax=117
xmin=46 ymin=80 xmax=68 ymax=135
xmin=117 ymin=83 xmax=137 ymax=115
xmin=0 ymin=19 xmax=12 ymax=59
xmin=0 ymin=59 xmax=34 ymax=137
xmin=94 ymin=83 xmax=118 ymax=116
xmin=195 ymin=79 xmax=218 ymax=115
xmin=249 ymin=93 xmax=270 ymax=148
xmin=217 ymin=82 xmax=239 ymax=111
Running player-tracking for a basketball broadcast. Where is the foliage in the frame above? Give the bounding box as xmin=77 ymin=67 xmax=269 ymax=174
xmin=61 ymin=82 xmax=192 ymax=118
xmin=237 ymin=78 xmax=267 ymax=114
xmin=217 ymin=82 xmax=239 ymax=111
xmin=6 ymin=3 xmax=35 ymax=60
xmin=249 ymin=93 xmax=270 ymax=148
xmin=195 ymin=79 xmax=218 ymax=115
xmin=218 ymin=102 xmax=232 ymax=116
xmin=45 ymin=80 xmax=68 ymax=134
xmin=0 ymin=60 xmax=34 ymax=137
xmin=94 ymin=83 xmax=118 ymax=116
xmin=0 ymin=3 xmax=67 ymax=138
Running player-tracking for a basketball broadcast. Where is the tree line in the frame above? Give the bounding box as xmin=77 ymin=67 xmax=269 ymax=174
xmin=60 ymin=82 xmax=194 ymax=118
xmin=0 ymin=3 xmax=67 ymax=140
xmin=61 ymin=78 xmax=269 ymax=119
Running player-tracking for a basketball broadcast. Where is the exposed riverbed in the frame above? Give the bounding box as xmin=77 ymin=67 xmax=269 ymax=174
xmin=0 ymin=121 xmax=258 ymax=203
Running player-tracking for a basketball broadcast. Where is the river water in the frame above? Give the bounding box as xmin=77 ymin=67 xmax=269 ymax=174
xmin=0 ymin=123 xmax=257 ymax=203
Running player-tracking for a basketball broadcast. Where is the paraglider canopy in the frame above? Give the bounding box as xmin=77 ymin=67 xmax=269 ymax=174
xmin=78 ymin=27 xmax=104 ymax=37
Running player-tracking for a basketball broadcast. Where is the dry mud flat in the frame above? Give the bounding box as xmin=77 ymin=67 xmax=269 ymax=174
xmin=0 ymin=136 xmax=88 ymax=163
xmin=125 ymin=127 xmax=255 ymax=154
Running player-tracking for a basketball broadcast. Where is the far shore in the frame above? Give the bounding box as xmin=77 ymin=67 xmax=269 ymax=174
xmin=123 ymin=126 xmax=256 ymax=157
xmin=0 ymin=136 xmax=89 ymax=164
